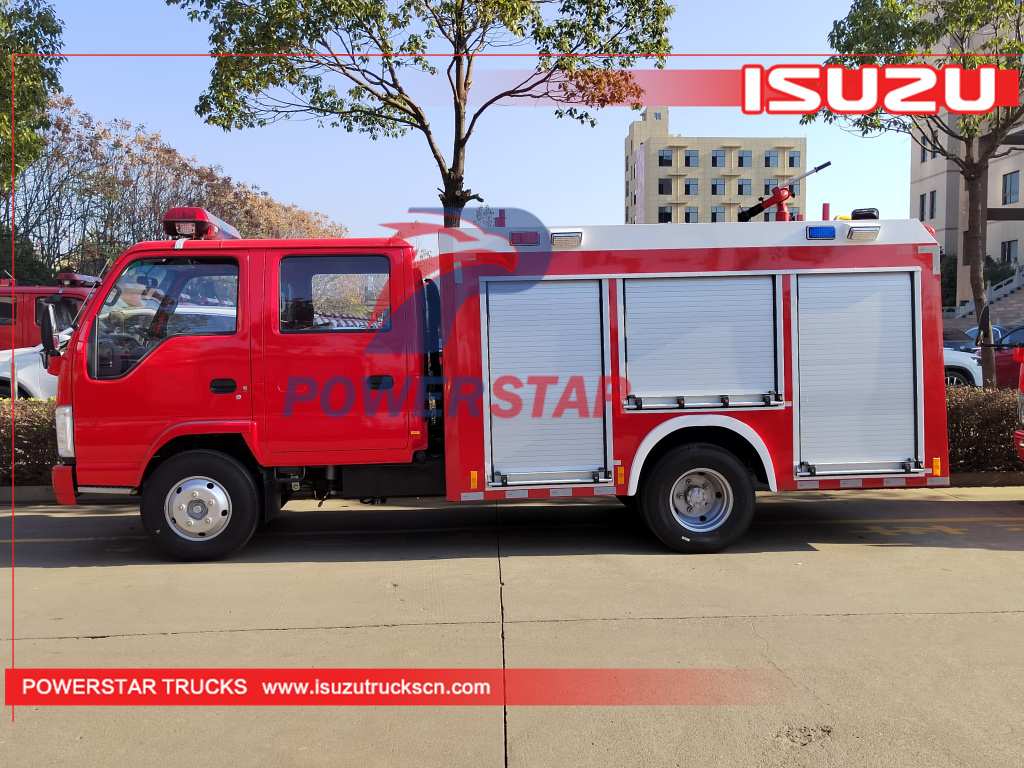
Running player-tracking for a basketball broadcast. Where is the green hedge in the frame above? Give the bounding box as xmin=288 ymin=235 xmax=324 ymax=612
xmin=945 ymin=386 xmax=1021 ymax=473
xmin=0 ymin=389 xmax=1021 ymax=485
xmin=0 ymin=398 xmax=58 ymax=485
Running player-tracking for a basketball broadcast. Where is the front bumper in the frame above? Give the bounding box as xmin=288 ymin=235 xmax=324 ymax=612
xmin=51 ymin=464 xmax=77 ymax=505
xmin=1015 ymin=431 xmax=1024 ymax=464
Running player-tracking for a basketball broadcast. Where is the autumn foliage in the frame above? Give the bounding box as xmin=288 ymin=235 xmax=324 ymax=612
xmin=2 ymin=96 xmax=348 ymax=283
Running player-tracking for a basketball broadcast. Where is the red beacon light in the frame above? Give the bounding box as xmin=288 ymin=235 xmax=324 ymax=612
xmin=162 ymin=207 xmax=241 ymax=241
xmin=56 ymin=272 xmax=100 ymax=288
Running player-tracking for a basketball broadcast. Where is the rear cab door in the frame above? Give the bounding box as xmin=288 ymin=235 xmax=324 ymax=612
xmin=259 ymin=244 xmax=415 ymax=461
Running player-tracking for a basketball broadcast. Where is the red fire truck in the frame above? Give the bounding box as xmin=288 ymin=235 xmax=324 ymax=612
xmin=42 ymin=207 xmax=948 ymax=560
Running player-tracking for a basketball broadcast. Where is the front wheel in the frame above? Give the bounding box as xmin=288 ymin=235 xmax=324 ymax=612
xmin=640 ymin=443 xmax=755 ymax=553
xmin=944 ymin=369 xmax=973 ymax=387
xmin=141 ymin=450 xmax=260 ymax=561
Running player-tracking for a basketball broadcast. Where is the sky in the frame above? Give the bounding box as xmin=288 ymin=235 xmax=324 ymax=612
xmin=45 ymin=0 xmax=911 ymax=239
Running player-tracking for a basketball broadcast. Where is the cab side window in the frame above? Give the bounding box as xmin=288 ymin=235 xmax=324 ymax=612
xmin=279 ymin=255 xmax=390 ymax=333
xmin=0 ymin=297 xmax=16 ymax=326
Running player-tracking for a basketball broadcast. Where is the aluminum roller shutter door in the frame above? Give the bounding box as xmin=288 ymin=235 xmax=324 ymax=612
xmin=797 ymin=273 xmax=917 ymax=471
xmin=487 ymin=280 xmax=606 ymax=480
xmin=624 ymin=277 xmax=776 ymax=402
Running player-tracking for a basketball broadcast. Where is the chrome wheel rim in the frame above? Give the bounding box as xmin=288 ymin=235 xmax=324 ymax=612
xmin=945 ymin=372 xmax=967 ymax=387
xmin=164 ymin=476 xmax=232 ymax=541
xmin=669 ymin=468 xmax=733 ymax=532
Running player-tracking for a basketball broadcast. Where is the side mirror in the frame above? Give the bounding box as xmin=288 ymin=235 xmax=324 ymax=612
xmin=40 ymin=304 xmax=59 ymax=371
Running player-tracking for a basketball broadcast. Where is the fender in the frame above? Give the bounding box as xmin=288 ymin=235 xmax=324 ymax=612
xmin=135 ymin=420 xmax=258 ymax=486
xmin=628 ymin=414 xmax=778 ymax=495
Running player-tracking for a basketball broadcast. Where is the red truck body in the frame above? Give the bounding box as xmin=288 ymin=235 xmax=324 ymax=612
xmin=48 ymin=214 xmax=949 ymax=559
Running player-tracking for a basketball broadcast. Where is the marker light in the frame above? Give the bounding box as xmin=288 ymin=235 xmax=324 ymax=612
xmin=806 ymin=226 xmax=836 ymax=240
xmin=847 ymin=226 xmax=881 ymax=242
xmin=162 ymin=207 xmax=241 ymax=241
xmin=551 ymin=231 xmax=583 ymax=248
xmin=509 ymin=231 xmax=540 ymax=245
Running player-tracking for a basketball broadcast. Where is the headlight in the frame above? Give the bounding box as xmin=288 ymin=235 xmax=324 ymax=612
xmin=55 ymin=405 xmax=74 ymax=458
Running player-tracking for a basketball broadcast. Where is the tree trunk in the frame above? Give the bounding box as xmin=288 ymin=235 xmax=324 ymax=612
xmin=964 ymin=169 xmax=995 ymax=386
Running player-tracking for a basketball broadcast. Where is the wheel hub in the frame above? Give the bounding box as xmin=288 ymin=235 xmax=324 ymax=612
xmin=669 ymin=469 xmax=733 ymax=533
xmin=164 ymin=476 xmax=232 ymax=541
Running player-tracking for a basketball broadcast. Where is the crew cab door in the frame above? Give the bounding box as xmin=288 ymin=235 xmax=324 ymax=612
xmin=261 ymin=248 xmax=411 ymax=456
xmin=72 ymin=251 xmax=252 ymax=487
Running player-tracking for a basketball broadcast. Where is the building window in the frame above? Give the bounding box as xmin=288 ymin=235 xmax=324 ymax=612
xmin=789 ymin=150 xmax=800 ymax=168
xmin=763 ymin=210 xmax=776 ymax=222
xmin=764 ymin=179 xmax=778 ymax=196
xmin=711 ymin=178 xmax=725 ymax=195
xmin=684 ymin=179 xmax=698 ymax=195
xmin=684 ymin=207 xmax=698 ymax=223
xmin=712 ymin=150 xmax=725 ymax=167
xmin=789 ymin=207 xmax=800 ymax=219
xmin=658 ymin=149 xmax=672 ymax=167
xmin=625 ymin=180 xmax=629 ymax=197
xmin=738 ymin=179 xmax=751 ymax=195
xmin=658 ymin=178 xmax=672 ymax=195
xmin=931 ymin=130 xmax=939 ymax=159
xmin=919 ymin=194 xmax=926 ymax=221
xmin=738 ymin=150 xmax=751 ymax=167
xmin=625 ymin=155 xmax=629 ymax=171
xmin=788 ymin=181 xmax=800 ymax=196
xmin=1001 ymin=240 xmax=1018 ymax=264
xmin=765 ymin=150 xmax=778 ymax=167
xmin=631 ymin=164 xmax=636 ymax=179
xmin=929 ymin=190 xmax=936 ymax=219
xmin=684 ymin=150 xmax=699 ymax=167
xmin=658 ymin=206 xmax=672 ymax=223
xmin=1003 ymin=171 xmax=1019 ymax=204
xmin=920 ymin=142 xmax=927 ymax=163
xmin=711 ymin=206 xmax=725 ymax=223
xmin=625 ymin=207 xmax=629 ymax=224
xmin=653 ymin=112 xmax=662 ymax=120
xmin=632 ymin=192 xmax=636 ymax=205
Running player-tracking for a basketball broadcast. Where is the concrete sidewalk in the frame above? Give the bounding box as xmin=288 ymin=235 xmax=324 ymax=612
xmin=2 ymin=488 xmax=1023 ymax=767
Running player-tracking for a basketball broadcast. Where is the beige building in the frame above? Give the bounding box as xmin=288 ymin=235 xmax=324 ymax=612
xmin=624 ymin=107 xmax=808 ymax=225
xmin=910 ymin=121 xmax=1024 ymax=306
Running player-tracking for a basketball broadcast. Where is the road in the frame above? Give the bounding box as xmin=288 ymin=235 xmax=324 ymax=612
xmin=2 ymin=487 xmax=1023 ymax=767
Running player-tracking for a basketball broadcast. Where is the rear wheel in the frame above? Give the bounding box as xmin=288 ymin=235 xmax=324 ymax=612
xmin=640 ymin=443 xmax=755 ymax=553
xmin=141 ymin=450 xmax=260 ymax=561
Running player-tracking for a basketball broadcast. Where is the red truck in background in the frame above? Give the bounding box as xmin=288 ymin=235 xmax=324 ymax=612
xmin=41 ymin=207 xmax=949 ymax=560
xmin=2 ymin=274 xmax=94 ymax=351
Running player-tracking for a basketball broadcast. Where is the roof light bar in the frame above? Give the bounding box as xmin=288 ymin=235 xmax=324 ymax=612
xmin=162 ymin=207 xmax=241 ymax=241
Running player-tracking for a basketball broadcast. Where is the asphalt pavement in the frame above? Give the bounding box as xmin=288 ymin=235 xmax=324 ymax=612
xmin=1 ymin=487 xmax=1022 ymax=767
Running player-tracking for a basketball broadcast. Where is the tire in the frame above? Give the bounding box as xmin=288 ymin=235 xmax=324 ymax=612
xmin=140 ymin=450 xmax=260 ymax=561
xmin=0 ymin=382 xmax=9 ymax=399
xmin=640 ymin=443 xmax=755 ymax=554
xmin=945 ymin=369 xmax=972 ymax=387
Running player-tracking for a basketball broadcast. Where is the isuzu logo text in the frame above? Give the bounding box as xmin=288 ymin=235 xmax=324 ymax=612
xmin=742 ymin=65 xmax=1020 ymax=115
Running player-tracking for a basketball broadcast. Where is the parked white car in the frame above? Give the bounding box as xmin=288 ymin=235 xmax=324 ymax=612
xmin=0 ymin=343 xmax=56 ymax=399
xmin=943 ymin=347 xmax=982 ymax=387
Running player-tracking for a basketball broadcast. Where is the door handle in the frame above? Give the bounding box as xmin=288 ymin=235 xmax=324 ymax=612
xmin=367 ymin=375 xmax=394 ymax=391
xmin=210 ymin=378 xmax=237 ymax=394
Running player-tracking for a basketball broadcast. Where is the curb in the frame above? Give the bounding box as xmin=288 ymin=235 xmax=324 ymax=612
xmin=0 ymin=486 xmax=134 ymax=505
xmin=948 ymin=472 xmax=1024 ymax=487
